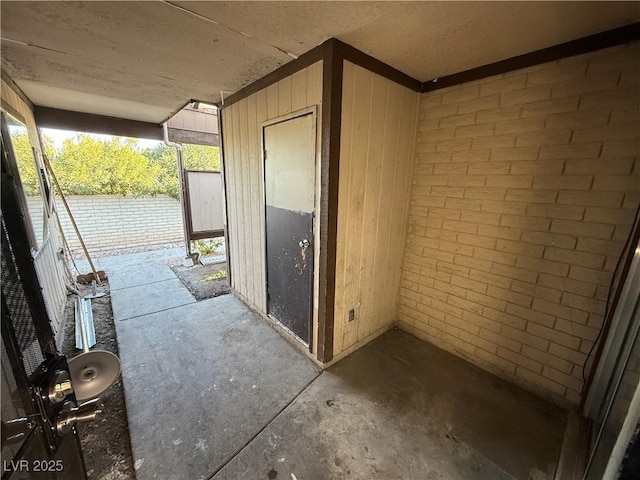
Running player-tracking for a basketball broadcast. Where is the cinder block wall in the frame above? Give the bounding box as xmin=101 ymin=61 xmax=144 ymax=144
xmin=398 ymin=42 xmax=639 ymax=405
xmin=29 ymin=195 xmax=184 ymax=254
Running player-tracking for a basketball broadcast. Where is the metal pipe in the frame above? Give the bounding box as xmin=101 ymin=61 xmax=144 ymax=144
xmin=78 ymin=299 xmax=91 ymax=354
xmin=163 ymin=122 xmax=191 ymax=259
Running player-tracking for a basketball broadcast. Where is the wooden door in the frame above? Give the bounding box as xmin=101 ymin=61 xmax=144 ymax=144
xmin=263 ymin=112 xmax=315 ymax=345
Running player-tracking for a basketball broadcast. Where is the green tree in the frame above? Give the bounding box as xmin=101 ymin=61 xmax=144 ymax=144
xmin=10 ymin=131 xmax=40 ymax=196
xmin=142 ymin=144 xmax=221 ymax=199
xmin=144 ymin=144 xmax=180 ymax=199
xmin=182 ymin=144 xmax=221 ymax=171
xmin=51 ymin=135 xmax=162 ymax=196
xmin=18 ymin=132 xmax=222 ymax=200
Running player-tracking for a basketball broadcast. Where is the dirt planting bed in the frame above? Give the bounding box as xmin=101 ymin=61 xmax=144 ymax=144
xmin=60 ymin=282 xmax=135 ymax=480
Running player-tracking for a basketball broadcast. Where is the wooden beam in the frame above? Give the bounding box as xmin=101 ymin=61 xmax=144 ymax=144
xmin=34 ymin=106 xmax=163 ymax=140
xmin=335 ymin=39 xmax=422 ymax=92
xmin=316 ymin=39 xmax=344 ymax=363
xmin=167 ymin=128 xmax=219 ymax=146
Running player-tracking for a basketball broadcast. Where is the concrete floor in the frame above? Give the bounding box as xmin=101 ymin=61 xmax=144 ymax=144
xmin=98 ymin=249 xmax=566 ymax=480
xmin=214 ymin=329 xmax=566 ymax=480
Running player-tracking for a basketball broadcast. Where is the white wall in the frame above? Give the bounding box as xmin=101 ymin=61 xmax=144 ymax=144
xmin=28 ymin=195 xmax=184 ymax=254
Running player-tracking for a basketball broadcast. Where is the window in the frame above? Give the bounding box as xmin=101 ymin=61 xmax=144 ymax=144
xmin=1 ymin=110 xmax=48 ymax=249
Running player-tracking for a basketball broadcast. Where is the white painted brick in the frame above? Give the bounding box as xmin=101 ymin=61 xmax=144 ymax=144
xmin=500 ymin=214 xmax=550 ymax=232
xmin=479 ymin=74 xmax=527 ymax=95
xmin=439 ymin=113 xmax=476 ymax=128
xmin=421 ymin=102 xmax=458 ymax=119
xmin=472 ymin=134 xmax=516 ymax=150
xmin=510 ymin=160 xmax=565 ymax=175
xmin=490 ymin=146 xmax=538 ymax=162
xmin=544 ymin=247 xmax=605 ymax=269
xmin=584 ymin=207 xmax=637 ymax=226
xmin=505 ymin=189 xmax=557 ymax=204
xmin=521 ymin=96 xmax=580 ymax=118
xmin=572 ymin=122 xmax=640 ymax=144
xmin=482 ymin=200 xmax=527 ymax=215
xmin=516 ymin=256 xmax=569 ymax=277
xmin=468 ymin=162 xmax=511 ymax=175
xmin=403 ymin=43 xmax=639 ymax=405
xmin=557 ymin=190 xmax=624 ymax=208
xmin=455 ymin=256 xmax=493 ymax=274
xmin=550 ymin=71 xmax=619 ymax=99
xmin=496 ymin=238 xmax=543 ymax=258
xmin=568 ymin=265 xmax=612 ymax=287
xmin=543 ymin=366 xmax=583 ymax=392
xmin=544 ymin=107 xmax=611 ymax=130
xmin=510 ymin=280 xmax=562 ymax=304
xmin=533 ymin=298 xmax=589 ymax=324
xmin=441 ymin=85 xmax=480 ymax=104
xmin=526 ymin=205 xmax=584 ymax=221
xmin=464 ymin=188 xmax=506 ymax=201
xmin=455 ymin=123 xmax=496 ymax=139
xmin=592 ymin=174 xmax=640 ymax=192
xmin=580 ymin=86 xmax=639 ymax=109
xmin=495 ymin=117 xmax=545 ymax=135
xmin=498 ymin=346 xmax=543 ymax=374
xmin=550 ymin=220 xmax=614 ymax=240
xmin=457 ymin=95 xmax=500 ymax=114
xmin=486 ymin=175 xmax=532 ymax=189
xmin=478 ymin=224 xmax=521 ymax=241
xmin=503 ymin=324 xmax=549 ymax=351
xmin=526 ymin=61 xmax=587 ymax=86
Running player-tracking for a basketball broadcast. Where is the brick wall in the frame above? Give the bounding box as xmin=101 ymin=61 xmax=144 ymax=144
xmin=28 ymin=195 xmax=184 ymax=254
xmin=398 ymin=42 xmax=640 ymax=405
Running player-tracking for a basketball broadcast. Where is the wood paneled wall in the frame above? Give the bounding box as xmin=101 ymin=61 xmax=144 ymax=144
xmin=221 ymin=61 xmax=323 ymax=351
xmin=1 ymin=78 xmax=68 ymax=339
xmin=332 ymin=62 xmax=420 ymax=357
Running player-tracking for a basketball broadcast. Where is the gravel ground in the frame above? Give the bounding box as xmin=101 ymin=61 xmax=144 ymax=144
xmin=70 ymin=242 xmax=185 ymax=260
xmin=166 ymin=257 xmax=230 ymax=301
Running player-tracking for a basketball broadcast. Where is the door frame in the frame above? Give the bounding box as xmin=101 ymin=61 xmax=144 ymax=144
xmin=260 ymin=106 xmax=318 ymax=350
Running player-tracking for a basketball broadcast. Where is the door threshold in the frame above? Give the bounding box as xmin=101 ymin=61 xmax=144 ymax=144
xmin=267 ymin=314 xmax=309 ymax=348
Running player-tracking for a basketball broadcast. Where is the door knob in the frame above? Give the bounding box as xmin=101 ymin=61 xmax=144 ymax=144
xmin=299 ymin=239 xmax=310 ymax=248
xmin=56 ymin=398 xmax=103 ymax=436
xmin=48 ymin=370 xmax=74 ymax=404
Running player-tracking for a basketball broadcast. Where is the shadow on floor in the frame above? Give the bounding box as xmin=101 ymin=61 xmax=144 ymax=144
xmin=95 ymin=248 xmax=566 ymax=480
xmin=116 ymin=295 xmax=321 ymax=480
xmin=214 ymin=329 xmax=566 ymax=480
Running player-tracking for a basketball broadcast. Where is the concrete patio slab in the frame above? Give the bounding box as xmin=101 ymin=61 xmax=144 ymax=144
xmin=111 ymin=278 xmax=196 ymax=321
xmin=93 ymin=247 xmax=565 ymax=480
xmin=108 ymin=262 xmax=178 ymax=291
xmin=115 ymin=295 xmax=321 ymax=480
xmin=74 ymin=247 xmax=185 ymax=273
xmin=214 ymin=329 xmax=566 ymax=480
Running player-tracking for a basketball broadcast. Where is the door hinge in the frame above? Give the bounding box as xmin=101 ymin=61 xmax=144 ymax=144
xmin=263 ymin=149 xmax=267 ymax=160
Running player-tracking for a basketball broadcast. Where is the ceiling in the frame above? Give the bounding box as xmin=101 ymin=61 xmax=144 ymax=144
xmin=1 ymin=1 xmax=638 ymax=124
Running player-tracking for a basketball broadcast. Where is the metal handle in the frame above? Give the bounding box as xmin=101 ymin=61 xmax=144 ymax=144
xmin=298 ymin=239 xmax=310 ymax=248
xmin=56 ymin=399 xmax=103 ymax=436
